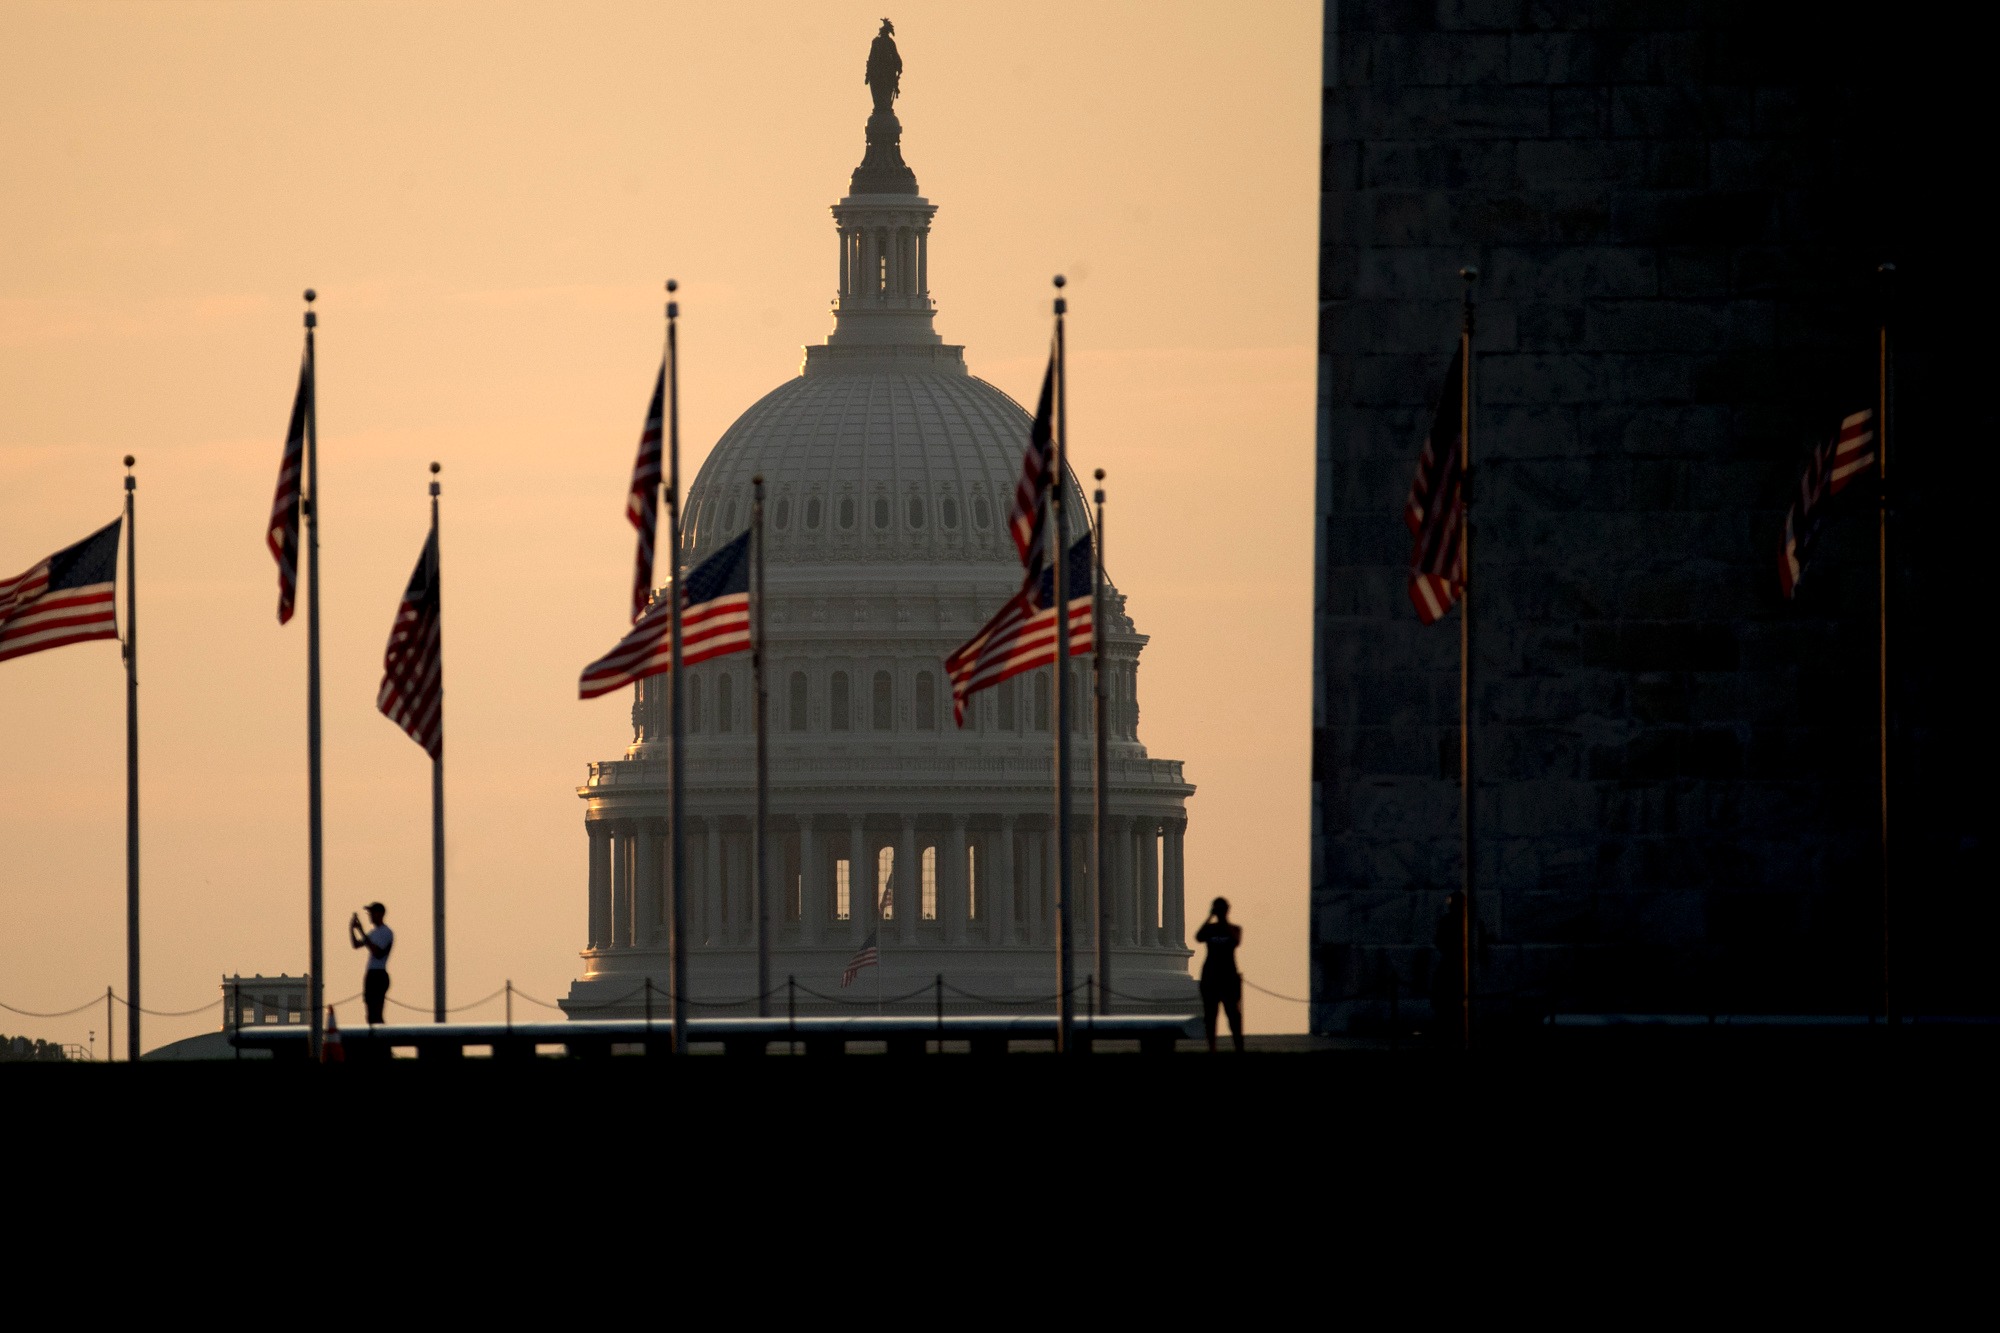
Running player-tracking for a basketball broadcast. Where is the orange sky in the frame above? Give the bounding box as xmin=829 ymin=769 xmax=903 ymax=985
xmin=0 ymin=0 xmax=1319 ymax=1052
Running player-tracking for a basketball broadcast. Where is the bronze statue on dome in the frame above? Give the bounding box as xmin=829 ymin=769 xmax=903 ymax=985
xmin=866 ymin=18 xmax=901 ymax=114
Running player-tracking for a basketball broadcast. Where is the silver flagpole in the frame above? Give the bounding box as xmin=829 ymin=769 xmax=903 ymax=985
xmin=1051 ymin=275 xmax=1075 ymax=1054
xmin=1092 ymin=469 xmax=1110 ymax=1015
xmin=753 ymin=473 xmax=772 ymax=1016
xmin=303 ymin=288 xmax=325 ymax=1060
xmin=665 ymin=280 xmax=689 ymax=1055
xmin=123 ymin=455 xmax=139 ymax=1062
xmin=430 ymin=461 xmax=446 ymax=1023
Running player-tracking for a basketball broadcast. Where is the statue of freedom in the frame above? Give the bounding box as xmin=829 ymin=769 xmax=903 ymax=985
xmin=866 ymin=18 xmax=902 ymax=115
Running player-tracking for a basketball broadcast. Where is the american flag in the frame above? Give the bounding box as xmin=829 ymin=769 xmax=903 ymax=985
xmin=1780 ymin=408 xmax=1877 ymax=598
xmin=0 ymin=519 xmax=122 ymax=665
xmin=267 ymin=356 xmax=311 ymax=624
xmin=626 ymin=365 xmax=665 ymax=623
xmin=580 ymin=530 xmax=751 ymax=700
xmin=1008 ymin=353 xmax=1056 ymax=586
xmin=1405 ymin=344 xmax=1467 ymax=625
xmin=377 ymin=529 xmax=442 ymax=758
xmin=945 ymin=535 xmax=1094 ymax=726
xmin=842 ymin=930 xmax=880 ymax=988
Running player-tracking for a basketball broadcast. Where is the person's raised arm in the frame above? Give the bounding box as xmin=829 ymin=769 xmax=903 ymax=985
xmin=348 ymin=913 xmax=366 ymax=950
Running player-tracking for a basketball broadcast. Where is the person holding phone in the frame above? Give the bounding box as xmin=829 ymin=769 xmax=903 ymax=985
xmin=1194 ymin=897 xmax=1244 ymax=1054
xmin=349 ymin=902 xmax=394 ymax=1026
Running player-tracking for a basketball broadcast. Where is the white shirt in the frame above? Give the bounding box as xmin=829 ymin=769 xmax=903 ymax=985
xmin=365 ymin=924 xmax=394 ymax=971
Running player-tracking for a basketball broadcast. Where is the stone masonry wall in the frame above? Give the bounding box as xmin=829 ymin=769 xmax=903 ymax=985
xmin=1310 ymin=1 xmax=1991 ymax=1030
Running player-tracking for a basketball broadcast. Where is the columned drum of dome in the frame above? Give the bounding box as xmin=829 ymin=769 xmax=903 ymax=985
xmin=565 ymin=31 xmax=1196 ymax=1017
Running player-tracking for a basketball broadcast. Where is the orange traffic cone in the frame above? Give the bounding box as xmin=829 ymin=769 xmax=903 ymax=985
xmin=322 ymin=1005 xmax=345 ymax=1064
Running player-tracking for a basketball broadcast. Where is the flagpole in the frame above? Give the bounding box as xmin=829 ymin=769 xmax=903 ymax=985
xmin=1877 ymin=260 xmax=1894 ymax=1022
xmin=1092 ymin=468 xmax=1111 ymax=1015
xmin=429 ymin=461 xmax=446 ymax=1023
xmin=122 ymin=455 xmax=139 ymax=1063
xmin=752 ymin=473 xmax=772 ymax=1017
xmin=664 ymin=280 xmax=689 ymax=1055
xmin=303 ymin=288 xmax=325 ymax=1061
xmin=1051 ymin=275 xmax=1076 ymax=1054
xmin=1457 ymin=266 xmax=1477 ymax=1054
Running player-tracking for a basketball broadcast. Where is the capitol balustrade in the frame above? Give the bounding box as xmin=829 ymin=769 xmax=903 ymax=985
xmin=583 ymin=751 xmax=1188 ymax=790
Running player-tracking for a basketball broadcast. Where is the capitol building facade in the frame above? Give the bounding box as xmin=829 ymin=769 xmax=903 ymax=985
xmin=563 ymin=42 xmax=1196 ymax=1015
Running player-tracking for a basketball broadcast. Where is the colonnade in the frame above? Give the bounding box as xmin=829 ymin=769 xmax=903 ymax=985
xmin=585 ymin=813 xmax=1187 ymax=955
xmin=838 ymin=221 xmax=930 ymax=306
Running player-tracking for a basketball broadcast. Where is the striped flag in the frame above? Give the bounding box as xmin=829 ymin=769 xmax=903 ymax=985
xmin=0 ymin=519 xmax=122 ymax=665
xmin=1405 ymin=344 xmax=1465 ymax=625
xmin=1008 ymin=353 xmax=1056 ymax=586
xmin=945 ymin=535 xmax=1094 ymax=726
xmin=1780 ymin=409 xmax=1877 ymax=598
xmin=579 ymin=530 xmax=751 ymax=700
xmin=626 ymin=366 xmax=665 ymax=623
xmin=267 ymin=355 xmax=311 ymax=624
xmin=377 ymin=529 xmax=442 ymax=758
xmin=842 ymin=930 xmax=880 ymax=988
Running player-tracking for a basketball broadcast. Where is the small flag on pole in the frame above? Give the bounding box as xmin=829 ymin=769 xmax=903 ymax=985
xmin=377 ymin=530 xmax=442 ymax=758
xmin=842 ymin=930 xmax=880 ymax=988
xmin=1008 ymin=353 xmax=1057 ymax=587
xmin=1780 ymin=408 xmax=1877 ymax=598
xmin=945 ymin=535 xmax=1094 ymax=726
xmin=580 ymin=531 xmax=751 ymax=699
xmin=0 ymin=519 xmax=123 ymax=664
xmin=267 ymin=356 xmax=311 ymax=624
xmin=626 ymin=366 xmax=666 ymax=623
xmin=1405 ymin=344 xmax=1466 ymax=625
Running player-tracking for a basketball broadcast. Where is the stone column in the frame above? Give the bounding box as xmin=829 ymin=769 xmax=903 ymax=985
xmin=917 ymin=228 xmax=928 ymax=299
xmin=608 ymin=821 xmax=630 ymax=948
xmin=1137 ymin=819 xmax=1160 ymax=949
xmin=635 ymin=821 xmax=661 ymax=949
xmin=704 ymin=818 xmax=724 ymax=947
xmin=993 ymin=816 xmax=1016 ymax=946
xmin=849 ymin=816 xmax=869 ymax=936
xmin=1163 ymin=820 xmax=1188 ymax=950
xmin=898 ymin=816 xmax=919 ymax=945
xmin=798 ymin=816 xmax=819 ymax=946
xmin=1027 ymin=827 xmax=1046 ymax=945
xmin=587 ymin=821 xmax=611 ymax=951
xmin=946 ymin=815 xmax=969 ymax=947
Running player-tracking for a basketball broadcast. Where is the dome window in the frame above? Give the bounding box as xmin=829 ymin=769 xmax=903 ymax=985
xmin=906 ymin=495 xmax=925 ymax=529
xmin=873 ymin=497 xmax=891 ymax=530
xmin=940 ymin=497 xmax=959 ymax=529
xmin=774 ymin=498 xmax=791 ymax=530
xmin=839 ymin=497 xmax=856 ymax=530
xmin=972 ymin=496 xmax=992 ymax=528
xmin=806 ymin=497 xmax=823 ymax=529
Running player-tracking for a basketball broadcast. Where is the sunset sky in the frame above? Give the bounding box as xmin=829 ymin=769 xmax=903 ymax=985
xmin=0 ymin=1 xmax=1319 ymax=1051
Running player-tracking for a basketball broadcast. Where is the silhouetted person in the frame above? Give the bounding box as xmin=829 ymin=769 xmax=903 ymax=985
xmin=1432 ymin=891 xmax=1465 ymax=1046
xmin=350 ymin=902 xmax=393 ymax=1026
xmin=1194 ymin=897 xmax=1245 ymax=1054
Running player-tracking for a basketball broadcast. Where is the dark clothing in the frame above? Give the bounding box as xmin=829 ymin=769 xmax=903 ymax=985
xmin=1200 ymin=977 xmax=1244 ymax=1052
xmin=364 ymin=970 xmax=390 ymax=1026
xmin=1195 ymin=920 xmax=1241 ymax=981
xmin=1195 ymin=920 xmax=1245 ymax=1052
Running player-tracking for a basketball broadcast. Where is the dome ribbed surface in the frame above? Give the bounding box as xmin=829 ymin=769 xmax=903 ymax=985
xmin=685 ymin=370 xmax=1046 ymax=569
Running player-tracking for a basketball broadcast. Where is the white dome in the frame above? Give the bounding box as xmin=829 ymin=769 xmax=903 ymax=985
xmin=685 ymin=367 xmax=1088 ymax=575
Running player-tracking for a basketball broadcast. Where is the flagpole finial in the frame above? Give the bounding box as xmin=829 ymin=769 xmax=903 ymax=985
xmin=429 ymin=460 xmax=441 ymax=498
xmin=303 ymin=288 xmax=317 ymax=329
xmin=666 ymin=278 xmax=679 ymax=320
xmin=124 ymin=454 xmax=135 ymax=491
xmin=1053 ymin=273 xmax=1066 ymax=316
xmin=124 ymin=454 xmax=135 ymax=469
xmin=304 ymin=288 xmax=316 ymax=303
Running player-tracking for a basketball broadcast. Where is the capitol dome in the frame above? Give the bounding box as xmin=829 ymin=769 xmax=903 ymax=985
xmin=565 ymin=30 xmax=1195 ymax=1019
